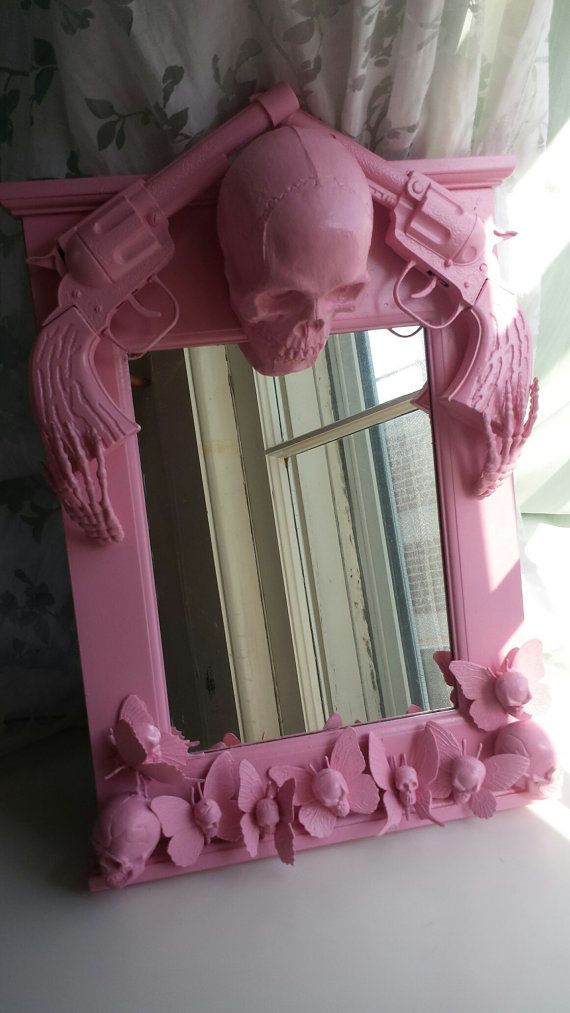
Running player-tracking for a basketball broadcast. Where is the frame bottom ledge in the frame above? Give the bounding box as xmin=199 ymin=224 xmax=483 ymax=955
xmin=89 ymin=788 xmax=532 ymax=892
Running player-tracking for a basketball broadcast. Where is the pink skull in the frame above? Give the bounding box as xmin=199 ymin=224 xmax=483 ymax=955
xmin=136 ymin=721 xmax=162 ymax=757
xmin=193 ymin=797 xmax=222 ymax=843
xmin=217 ymin=125 xmax=373 ymax=376
xmin=394 ymin=763 xmax=419 ymax=812
xmin=494 ymin=670 xmax=531 ymax=717
xmin=312 ymin=766 xmax=350 ymax=817
xmin=92 ymin=793 xmax=161 ymax=889
xmin=495 ymin=720 xmax=558 ymax=794
xmin=255 ymin=795 xmax=280 ymax=835
xmin=451 ymin=756 xmax=486 ymax=805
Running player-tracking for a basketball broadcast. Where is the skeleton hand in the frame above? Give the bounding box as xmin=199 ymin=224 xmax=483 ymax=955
xmin=476 ymin=377 xmax=538 ymax=497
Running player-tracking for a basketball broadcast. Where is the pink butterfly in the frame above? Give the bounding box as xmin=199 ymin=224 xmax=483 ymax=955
xmin=433 ymin=650 xmax=464 ymax=712
xmin=426 ymin=721 xmax=529 ymax=819
xmin=449 ymin=640 xmax=549 ymax=731
xmin=323 ymin=713 xmax=343 ymax=730
xmin=208 ymin=732 xmax=242 ymax=751
xmin=368 ymin=728 xmax=443 ymax=834
xmin=150 ymin=752 xmax=242 ymax=867
xmin=108 ymin=695 xmax=197 ymax=784
xmin=269 ymin=727 xmax=379 ymax=839
xmin=238 ymin=760 xmax=295 ymax=865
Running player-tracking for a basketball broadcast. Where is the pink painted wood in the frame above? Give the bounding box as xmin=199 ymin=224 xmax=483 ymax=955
xmin=0 ymin=143 xmax=536 ymax=889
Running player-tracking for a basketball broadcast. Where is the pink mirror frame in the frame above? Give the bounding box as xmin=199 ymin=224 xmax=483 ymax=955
xmin=0 ymin=92 xmax=555 ymax=890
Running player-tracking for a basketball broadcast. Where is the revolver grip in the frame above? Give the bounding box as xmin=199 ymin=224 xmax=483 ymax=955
xmin=441 ymin=279 xmax=538 ymax=496
xmin=443 ymin=280 xmax=533 ymax=422
xmin=31 ymin=306 xmax=139 ymax=542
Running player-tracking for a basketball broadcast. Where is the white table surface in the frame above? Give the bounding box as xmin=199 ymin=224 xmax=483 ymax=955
xmin=1 ymin=727 xmax=569 ymax=1013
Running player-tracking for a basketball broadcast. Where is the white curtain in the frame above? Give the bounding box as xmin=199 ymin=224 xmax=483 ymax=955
xmin=1 ymin=0 xmax=551 ymax=179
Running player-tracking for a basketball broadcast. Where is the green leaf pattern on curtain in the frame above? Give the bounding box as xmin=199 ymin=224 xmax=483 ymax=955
xmin=0 ymin=0 xmax=552 ymax=751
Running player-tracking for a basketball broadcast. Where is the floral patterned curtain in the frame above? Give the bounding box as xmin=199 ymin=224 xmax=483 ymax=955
xmin=0 ymin=0 xmax=552 ymax=752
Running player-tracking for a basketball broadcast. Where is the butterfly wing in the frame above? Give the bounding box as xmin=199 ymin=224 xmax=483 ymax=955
xmin=505 ymin=639 xmax=544 ymax=682
xmin=330 ymin=727 xmax=365 ymax=785
xmin=204 ymin=751 xmax=237 ymax=802
xmin=425 ymin=722 xmax=461 ymax=798
xmin=223 ymin=732 xmax=241 ymax=747
xmin=167 ymin=825 xmax=205 ymax=867
xmin=217 ymin=801 xmax=243 ymax=843
xmin=240 ymin=812 xmax=260 ymax=858
xmin=414 ymin=787 xmax=443 ymax=827
xmin=433 ymin=650 xmax=453 ymax=686
xmin=529 ymin=683 xmax=550 ymax=715
xmin=238 ymin=760 xmax=266 ymax=815
xmin=162 ymin=726 xmax=195 ymax=764
xmin=207 ymin=732 xmax=241 ymax=751
xmin=197 ymin=751 xmax=241 ymax=842
xmin=299 ymin=801 xmax=337 ymax=839
xmin=112 ymin=695 xmax=154 ymax=768
xmin=274 ymin=821 xmax=295 ymax=866
xmin=450 ymin=662 xmax=506 ymax=731
xmin=150 ymin=795 xmax=192 ymax=837
xmin=367 ymin=733 xmax=392 ymax=792
xmin=368 ymin=735 xmax=403 ymax=834
xmin=142 ymin=726 xmax=194 ymax=783
xmin=449 ymin=661 xmax=492 ymax=701
xmin=411 ymin=726 xmax=439 ymax=787
xmin=506 ymin=639 xmax=549 ymax=713
xmin=378 ymin=786 xmax=403 ymax=836
xmin=483 ymin=753 xmax=530 ymax=793
xmin=141 ymin=761 xmax=188 ymax=785
xmin=276 ymin=778 xmax=296 ymax=827
xmin=348 ymin=774 xmax=380 ymax=814
xmin=270 ymin=765 xmax=313 ymax=806
xmin=150 ymin=795 xmax=205 ymax=868
xmin=324 ymin=713 xmax=342 ymax=730
xmin=469 ymin=787 xmax=497 ymax=819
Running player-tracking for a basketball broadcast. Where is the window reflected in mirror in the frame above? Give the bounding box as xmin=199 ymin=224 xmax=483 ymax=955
xmin=131 ymin=328 xmax=453 ymax=750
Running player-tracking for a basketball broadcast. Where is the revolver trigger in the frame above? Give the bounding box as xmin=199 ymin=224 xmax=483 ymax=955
xmin=125 ymin=290 xmax=163 ymax=320
xmin=393 ymin=259 xmax=464 ymax=331
xmin=412 ymin=275 xmax=438 ymax=299
xmin=104 ymin=274 xmax=180 ymax=354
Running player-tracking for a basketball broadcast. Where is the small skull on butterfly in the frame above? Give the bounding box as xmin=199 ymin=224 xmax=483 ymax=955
xmin=312 ymin=758 xmax=350 ymax=818
xmin=438 ymin=640 xmax=549 ymax=732
xmin=151 ymin=751 xmax=242 ymax=868
xmin=391 ymin=756 xmax=419 ymax=816
xmin=450 ymin=750 xmax=487 ymax=806
xmin=493 ymin=671 xmax=531 ymax=717
xmin=427 ymin=721 xmax=530 ymax=819
xmin=369 ymin=729 xmax=442 ymax=833
xmin=193 ymin=788 xmax=223 ymax=844
xmin=270 ymin=727 xmax=379 ymax=840
xmin=108 ymin=695 xmax=197 ymax=784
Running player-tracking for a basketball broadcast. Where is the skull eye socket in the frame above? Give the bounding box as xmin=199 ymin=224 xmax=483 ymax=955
xmin=254 ymin=290 xmax=299 ymax=320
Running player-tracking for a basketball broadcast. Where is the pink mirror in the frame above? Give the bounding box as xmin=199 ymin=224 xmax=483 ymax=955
xmin=0 ymin=84 xmax=555 ymax=891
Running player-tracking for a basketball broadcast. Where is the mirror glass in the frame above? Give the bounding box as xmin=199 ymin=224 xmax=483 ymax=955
xmin=131 ymin=327 xmax=452 ymax=749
